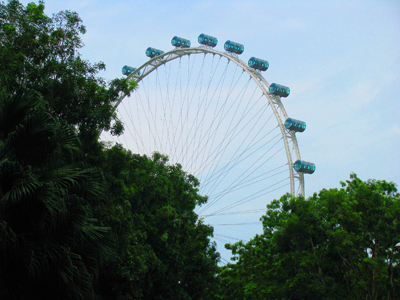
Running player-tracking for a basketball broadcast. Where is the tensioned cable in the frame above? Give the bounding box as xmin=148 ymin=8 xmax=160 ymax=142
xmin=162 ymin=54 xmax=222 ymax=169
xmin=196 ymin=131 xmax=283 ymax=214
xmin=214 ymin=233 xmax=247 ymax=242
xmin=193 ymin=114 xmax=276 ymax=201
xmin=157 ymin=63 xmax=178 ymax=156
xmin=205 ymin=175 xmax=289 ymax=216
xmin=122 ymin=54 xmax=233 ymax=174
xmin=132 ymin=75 xmax=160 ymax=154
xmin=193 ymin=76 xmax=280 ymax=190
xmin=100 ymin=130 xmax=118 ymax=146
xmin=198 ymin=73 xmax=252 ymax=177
xmin=173 ymin=54 xmax=198 ymax=161
xmin=178 ymin=55 xmax=207 ymax=164
xmin=188 ymin=55 xmax=223 ymax=170
xmin=201 ymin=208 xmax=268 ymax=217
xmin=186 ymin=59 xmax=232 ymax=172
xmin=200 ymin=131 xmax=282 ymax=200
xmin=219 ymin=256 xmax=231 ymax=265
xmin=152 ymin=67 xmax=161 ymax=152
xmin=189 ymin=54 xmax=213 ymax=168
xmin=211 ymin=222 xmax=262 ymax=226
xmin=169 ymin=58 xmax=183 ymax=155
xmin=159 ymin=60 xmax=171 ymax=154
xmin=213 ymin=236 xmax=231 ymax=244
xmin=209 ymin=166 xmax=288 ymax=202
xmin=194 ymin=62 xmax=245 ymax=174
xmin=140 ymin=68 xmax=160 ymax=152
xmin=126 ymin=89 xmax=140 ymax=150
xmin=172 ymin=54 xmax=197 ymax=161
xmin=206 ymin=179 xmax=290 ymax=216
xmin=129 ymin=87 xmax=146 ymax=153
xmin=197 ymin=140 xmax=285 ymax=215
xmin=123 ymin=95 xmax=143 ymax=153
xmin=225 ymin=163 xmax=286 ymax=189
xmin=193 ymin=92 xmax=269 ymax=178
xmin=120 ymin=101 xmax=147 ymax=153
xmin=169 ymin=55 xmax=228 ymax=169
xmin=161 ymin=57 xmax=175 ymax=154
xmin=187 ymin=69 xmax=231 ymax=174
xmin=199 ymin=111 xmax=277 ymax=191
xmin=110 ymin=106 xmax=133 ymax=150
xmin=196 ymin=135 xmax=283 ymax=215
xmin=196 ymin=71 xmax=249 ymax=176
xmin=205 ymin=141 xmax=286 ymax=201
xmin=154 ymin=68 xmax=168 ymax=154
xmin=202 ymin=159 xmax=287 ymax=215
xmin=194 ymin=82 xmax=261 ymax=181
xmin=175 ymin=54 xmax=206 ymax=165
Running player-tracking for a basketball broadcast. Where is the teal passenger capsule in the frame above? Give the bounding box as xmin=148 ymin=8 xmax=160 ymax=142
xmin=285 ymin=118 xmax=306 ymax=133
xmin=171 ymin=36 xmax=191 ymax=48
xmin=294 ymin=160 xmax=315 ymax=174
xmin=198 ymin=33 xmax=218 ymax=47
xmin=248 ymin=57 xmax=269 ymax=71
xmin=224 ymin=40 xmax=244 ymax=54
xmin=122 ymin=65 xmax=140 ymax=76
xmin=269 ymin=83 xmax=290 ymax=97
xmin=146 ymin=47 xmax=165 ymax=58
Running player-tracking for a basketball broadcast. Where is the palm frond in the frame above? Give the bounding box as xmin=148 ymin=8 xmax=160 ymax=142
xmin=0 ymin=87 xmax=113 ymax=299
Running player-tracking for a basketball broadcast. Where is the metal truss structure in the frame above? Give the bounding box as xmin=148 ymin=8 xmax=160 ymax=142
xmin=113 ymin=46 xmax=305 ymax=196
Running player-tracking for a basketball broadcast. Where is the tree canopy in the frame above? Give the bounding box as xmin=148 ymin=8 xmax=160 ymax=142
xmin=0 ymin=89 xmax=115 ymax=300
xmin=0 ymin=0 xmax=137 ymax=139
xmin=214 ymin=174 xmax=400 ymax=300
xmin=95 ymin=145 xmax=220 ymax=300
xmin=1 ymin=2 xmax=220 ymax=299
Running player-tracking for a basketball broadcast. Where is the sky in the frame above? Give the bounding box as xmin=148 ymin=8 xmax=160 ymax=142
xmin=18 ymin=0 xmax=400 ymax=262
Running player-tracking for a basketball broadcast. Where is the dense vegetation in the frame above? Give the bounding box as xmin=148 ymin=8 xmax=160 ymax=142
xmin=0 ymin=87 xmax=115 ymax=299
xmin=1 ymin=1 xmax=399 ymax=299
xmin=95 ymin=146 xmax=219 ymax=299
xmin=214 ymin=175 xmax=400 ymax=299
xmin=0 ymin=1 xmax=218 ymax=299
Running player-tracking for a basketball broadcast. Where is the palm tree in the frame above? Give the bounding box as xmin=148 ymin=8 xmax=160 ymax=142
xmin=0 ymin=89 xmax=114 ymax=300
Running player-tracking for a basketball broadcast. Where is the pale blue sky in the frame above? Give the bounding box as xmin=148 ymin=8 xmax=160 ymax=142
xmin=19 ymin=0 xmax=400 ymax=262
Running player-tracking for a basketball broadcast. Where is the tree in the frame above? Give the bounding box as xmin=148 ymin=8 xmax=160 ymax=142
xmin=0 ymin=0 xmax=137 ymax=141
xmin=214 ymin=174 xmax=400 ymax=300
xmin=95 ymin=145 xmax=220 ymax=300
xmin=0 ymin=89 xmax=115 ymax=300
xmin=1 ymin=3 xmax=220 ymax=299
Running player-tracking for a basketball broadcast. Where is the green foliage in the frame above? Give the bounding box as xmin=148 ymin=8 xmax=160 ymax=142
xmin=0 ymin=0 xmax=137 ymax=139
xmin=214 ymin=174 xmax=400 ymax=299
xmin=1 ymin=2 xmax=218 ymax=300
xmin=95 ymin=145 xmax=220 ymax=300
xmin=4 ymin=2 xmax=399 ymax=300
xmin=0 ymin=89 xmax=115 ymax=300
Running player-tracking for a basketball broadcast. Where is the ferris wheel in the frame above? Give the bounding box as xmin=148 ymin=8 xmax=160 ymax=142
xmin=104 ymin=34 xmax=315 ymax=261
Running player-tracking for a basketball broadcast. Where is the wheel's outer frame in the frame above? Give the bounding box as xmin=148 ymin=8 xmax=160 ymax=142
xmin=113 ymin=46 xmax=305 ymax=196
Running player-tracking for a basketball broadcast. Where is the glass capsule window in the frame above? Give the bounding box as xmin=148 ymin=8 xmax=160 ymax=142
xmin=146 ymin=47 xmax=164 ymax=58
xmin=171 ymin=36 xmax=191 ymax=48
xmin=224 ymin=40 xmax=244 ymax=54
xmin=293 ymin=160 xmax=315 ymax=174
xmin=198 ymin=34 xmax=218 ymax=47
xmin=269 ymin=83 xmax=290 ymax=98
xmin=122 ymin=65 xmax=140 ymax=76
xmin=284 ymin=118 xmax=306 ymax=132
xmin=248 ymin=57 xmax=269 ymax=71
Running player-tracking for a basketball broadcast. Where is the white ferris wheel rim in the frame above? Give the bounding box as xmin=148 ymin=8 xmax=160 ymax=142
xmin=112 ymin=46 xmax=305 ymax=196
